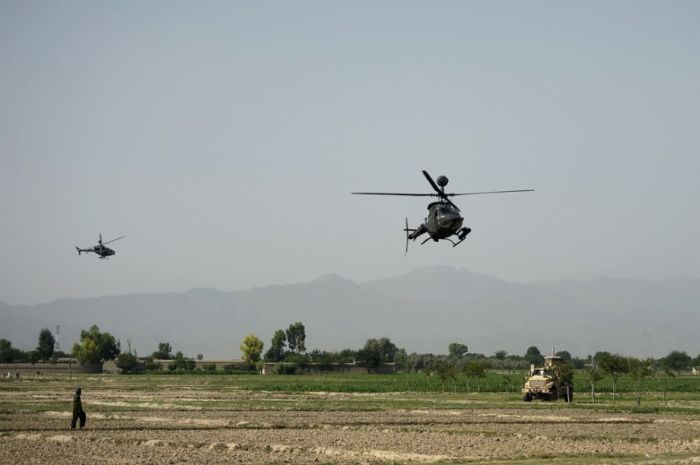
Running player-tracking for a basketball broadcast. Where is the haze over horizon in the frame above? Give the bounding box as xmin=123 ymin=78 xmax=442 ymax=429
xmin=2 ymin=2 xmax=699 ymax=305
xmin=3 ymin=265 xmax=699 ymax=358
xmin=0 ymin=265 xmax=697 ymax=307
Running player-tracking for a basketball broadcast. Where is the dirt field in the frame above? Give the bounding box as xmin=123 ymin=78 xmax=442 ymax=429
xmin=2 ymin=375 xmax=700 ymax=465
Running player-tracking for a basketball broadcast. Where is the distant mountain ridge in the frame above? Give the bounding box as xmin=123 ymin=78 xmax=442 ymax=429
xmin=1 ymin=267 xmax=698 ymax=358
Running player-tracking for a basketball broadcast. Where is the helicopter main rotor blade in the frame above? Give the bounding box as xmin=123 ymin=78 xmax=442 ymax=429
xmin=447 ymin=189 xmax=535 ymax=196
xmin=443 ymin=197 xmax=461 ymax=211
xmin=351 ymin=192 xmax=437 ymax=196
xmin=422 ymin=170 xmax=442 ymax=195
xmin=101 ymin=235 xmax=126 ymax=245
xmin=422 ymin=170 xmax=461 ymax=210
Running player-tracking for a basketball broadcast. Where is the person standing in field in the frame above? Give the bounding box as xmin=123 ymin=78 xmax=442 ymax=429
xmin=71 ymin=386 xmax=86 ymax=429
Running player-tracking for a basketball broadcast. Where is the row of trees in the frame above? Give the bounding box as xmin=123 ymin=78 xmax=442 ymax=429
xmin=0 ymin=329 xmax=63 ymax=363
xmin=3 ymin=326 xmax=699 ymax=383
xmin=587 ymin=351 xmax=692 ymax=405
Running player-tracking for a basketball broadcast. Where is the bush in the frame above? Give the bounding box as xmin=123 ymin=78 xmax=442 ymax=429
xmin=275 ymin=364 xmax=297 ymax=375
xmin=168 ymin=351 xmax=196 ymax=371
xmin=144 ymin=357 xmax=162 ymax=371
xmin=283 ymin=353 xmax=310 ymax=369
xmin=223 ymin=363 xmax=256 ymax=374
xmin=115 ymin=352 xmax=141 ymax=373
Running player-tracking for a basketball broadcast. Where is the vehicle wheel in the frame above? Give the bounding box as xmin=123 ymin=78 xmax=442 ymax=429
xmin=523 ymin=393 xmax=532 ymax=402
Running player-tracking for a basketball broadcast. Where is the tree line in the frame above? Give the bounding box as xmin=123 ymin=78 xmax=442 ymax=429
xmin=2 ymin=326 xmax=699 ymax=385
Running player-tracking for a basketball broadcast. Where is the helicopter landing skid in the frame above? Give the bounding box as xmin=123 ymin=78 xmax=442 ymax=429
xmin=446 ymin=227 xmax=471 ymax=247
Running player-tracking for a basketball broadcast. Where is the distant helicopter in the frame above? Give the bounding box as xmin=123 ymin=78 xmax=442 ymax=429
xmin=352 ymin=170 xmax=533 ymax=254
xmin=75 ymin=234 xmax=126 ymax=259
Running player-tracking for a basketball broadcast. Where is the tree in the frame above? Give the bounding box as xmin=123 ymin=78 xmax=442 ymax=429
xmin=524 ymin=346 xmax=544 ymax=365
xmin=72 ymin=325 xmax=120 ymax=365
xmin=0 ymin=339 xmax=21 ymax=363
xmin=585 ymin=363 xmax=603 ymax=404
xmin=377 ymin=337 xmax=398 ymax=362
xmin=72 ymin=338 xmax=101 ymax=365
xmin=448 ymin=343 xmax=469 ymax=359
xmin=559 ymin=362 xmax=575 ymax=385
xmin=144 ymin=356 xmax=162 ymax=371
xmin=168 ymin=351 xmax=196 ymax=371
xmin=356 ymin=347 xmax=382 ymax=372
xmin=264 ymin=330 xmax=287 ymax=362
xmin=357 ymin=338 xmax=399 ymax=370
xmin=433 ymin=359 xmax=456 ymax=390
xmin=597 ymin=353 xmax=628 ymax=404
xmin=28 ymin=350 xmax=41 ymax=364
xmin=659 ymin=357 xmax=675 ymax=407
xmin=240 ymin=334 xmax=264 ymax=367
xmin=152 ymin=342 xmax=173 ymax=360
xmin=494 ymin=350 xmax=508 ymax=369
xmin=463 ymin=360 xmax=487 ymax=394
xmin=627 ymin=357 xmax=654 ymax=406
xmin=115 ymin=352 xmax=140 ymax=373
xmin=357 ymin=338 xmax=396 ymax=372
xmin=394 ymin=348 xmax=408 ymax=371
xmin=286 ymin=322 xmax=306 ymax=354
xmin=36 ymin=328 xmax=55 ymax=361
xmin=555 ymin=350 xmax=572 ymax=362
xmin=663 ymin=351 xmax=691 ymax=375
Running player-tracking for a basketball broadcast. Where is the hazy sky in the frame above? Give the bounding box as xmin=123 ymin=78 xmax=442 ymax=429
xmin=1 ymin=1 xmax=699 ymax=305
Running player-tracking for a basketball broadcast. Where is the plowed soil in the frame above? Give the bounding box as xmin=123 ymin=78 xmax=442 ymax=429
xmin=2 ymin=376 xmax=700 ymax=464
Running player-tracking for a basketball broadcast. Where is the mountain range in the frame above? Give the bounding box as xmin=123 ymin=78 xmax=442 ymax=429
xmin=1 ymin=266 xmax=698 ymax=358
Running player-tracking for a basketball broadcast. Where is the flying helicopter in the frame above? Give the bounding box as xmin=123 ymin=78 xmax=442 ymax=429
xmin=352 ymin=170 xmax=533 ymax=254
xmin=75 ymin=234 xmax=126 ymax=259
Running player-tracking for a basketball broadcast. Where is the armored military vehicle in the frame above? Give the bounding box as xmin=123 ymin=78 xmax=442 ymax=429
xmin=522 ymin=355 xmax=573 ymax=402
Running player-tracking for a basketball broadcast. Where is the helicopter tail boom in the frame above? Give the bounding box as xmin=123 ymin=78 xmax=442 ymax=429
xmin=76 ymin=246 xmax=92 ymax=255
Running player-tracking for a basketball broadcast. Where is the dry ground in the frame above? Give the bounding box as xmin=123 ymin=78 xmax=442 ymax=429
xmin=2 ymin=375 xmax=700 ymax=465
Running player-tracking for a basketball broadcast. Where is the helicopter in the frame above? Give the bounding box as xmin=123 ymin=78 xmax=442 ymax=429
xmin=352 ymin=170 xmax=533 ymax=254
xmin=75 ymin=234 xmax=126 ymax=259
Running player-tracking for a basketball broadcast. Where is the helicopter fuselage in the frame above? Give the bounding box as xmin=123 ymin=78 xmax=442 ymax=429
xmin=93 ymin=246 xmax=115 ymax=258
xmin=408 ymin=201 xmax=468 ymax=244
xmin=77 ymin=245 xmax=115 ymax=258
xmin=425 ymin=202 xmax=464 ymax=239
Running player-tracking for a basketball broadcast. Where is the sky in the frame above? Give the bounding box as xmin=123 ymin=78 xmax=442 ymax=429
xmin=1 ymin=1 xmax=699 ymax=305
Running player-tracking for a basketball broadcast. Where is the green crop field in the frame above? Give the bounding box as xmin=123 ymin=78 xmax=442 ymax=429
xmin=110 ymin=370 xmax=700 ymax=395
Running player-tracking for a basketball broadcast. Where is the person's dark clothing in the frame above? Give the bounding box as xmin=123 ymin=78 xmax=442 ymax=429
xmin=71 ymin=393 xmax=86 ymax=429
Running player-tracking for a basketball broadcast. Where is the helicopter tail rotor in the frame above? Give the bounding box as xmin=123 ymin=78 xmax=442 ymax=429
xmin=76 ymin=246 xmax=81 ymax=255
xmin=403 ymin=218 xmax=418 ymax=256
xmin=404 ymin=218 xmax=410 ymax=256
